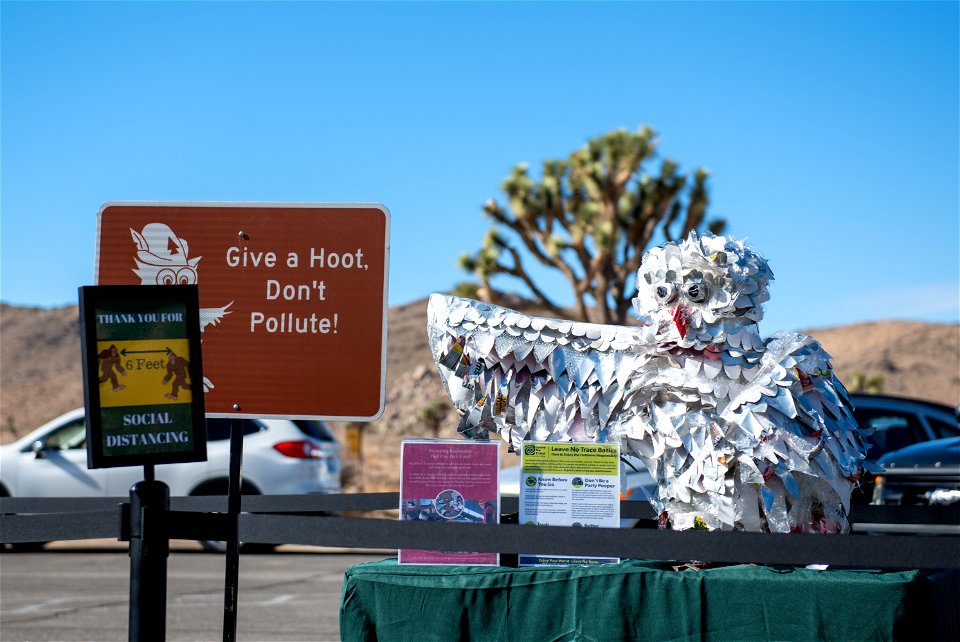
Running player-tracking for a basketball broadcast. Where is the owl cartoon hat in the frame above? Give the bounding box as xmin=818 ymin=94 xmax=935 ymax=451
xmin=130 ymin=223 xmax=201 ymax=285
xmin=131 ymin=223 xmax=201 ymax=267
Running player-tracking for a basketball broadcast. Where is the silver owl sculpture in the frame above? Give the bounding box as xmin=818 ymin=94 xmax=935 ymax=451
xmin=428 ymin=233 xmax=877 ymax=534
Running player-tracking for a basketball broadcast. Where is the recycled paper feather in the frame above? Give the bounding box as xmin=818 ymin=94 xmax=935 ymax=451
xmin=428 ymin=233 xmax=878 ymax=533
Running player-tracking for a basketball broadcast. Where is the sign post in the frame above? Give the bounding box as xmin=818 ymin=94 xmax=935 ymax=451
xmin=79 ymin=284 xmax=206 ymax=642
xmin=223 ymin=411 xmax=243 ymax=642
xmin=96 ymin=202 xmax=390 ymax=642
xmin=127 ymin=474 xmax=170 ymax=642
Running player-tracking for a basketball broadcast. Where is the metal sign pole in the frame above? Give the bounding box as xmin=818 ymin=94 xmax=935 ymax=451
xmin=128 ymin=464 xmax=170 ymax=642
xmin=223 ymin=409 xmax=244 ymax=642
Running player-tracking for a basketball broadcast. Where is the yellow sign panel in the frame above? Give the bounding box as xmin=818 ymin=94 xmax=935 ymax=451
xmin=520 ymin=442 xmax=620 ymax=476
xmin=346 ymin=426 xmax=362 ymax=458
xmin=96 ymin=338 xmax=192 ymax=408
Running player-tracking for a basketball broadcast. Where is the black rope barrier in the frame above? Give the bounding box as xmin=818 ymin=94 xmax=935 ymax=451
xmin=2 ymin=494 xmax=958 ymax=570
xmin=4 ymin=493 xmax=959 ymax=523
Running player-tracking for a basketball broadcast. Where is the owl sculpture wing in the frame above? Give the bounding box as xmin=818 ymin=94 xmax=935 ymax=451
xmin=427 ymin=294 xmax=655 ymax=450
xmin=714 ymin=331 xmax=878 ymax=532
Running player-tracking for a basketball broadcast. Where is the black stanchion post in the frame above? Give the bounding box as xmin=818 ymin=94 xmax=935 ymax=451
xmin=223 ymin=410 xmax=244 ymax=642
xmin=129 ymin=464 xmax=170 ymax=642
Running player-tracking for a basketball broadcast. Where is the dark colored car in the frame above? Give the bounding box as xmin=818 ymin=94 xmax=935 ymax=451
xmin=851 ymin=394 xmax=959 ymax=458
xmin=845 ymin=394 xmax=958 ymax=504
xmin=872 ymin=436 xmax=960 ymax=507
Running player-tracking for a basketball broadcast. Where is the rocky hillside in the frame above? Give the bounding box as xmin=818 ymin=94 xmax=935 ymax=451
xmin=2 ymin=301 xmax=957 ymax=490
xmin=1 ymin=304 xmax=83 ymax=439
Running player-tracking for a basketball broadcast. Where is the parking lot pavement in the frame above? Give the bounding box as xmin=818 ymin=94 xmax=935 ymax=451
xmin=1 ymin=543 xmax=389 ymax=641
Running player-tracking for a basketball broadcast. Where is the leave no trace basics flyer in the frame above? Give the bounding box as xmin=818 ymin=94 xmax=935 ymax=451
xmin=519 ymin=441 xmax=620 ymax=566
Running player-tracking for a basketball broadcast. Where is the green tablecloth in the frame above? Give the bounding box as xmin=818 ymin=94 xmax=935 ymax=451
xmin=340 ymin=559 xmax=957 ymax=641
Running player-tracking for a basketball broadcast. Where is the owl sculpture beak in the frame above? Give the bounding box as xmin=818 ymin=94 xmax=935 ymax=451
xmin=671 ymin=305 xmax=688 ymax=339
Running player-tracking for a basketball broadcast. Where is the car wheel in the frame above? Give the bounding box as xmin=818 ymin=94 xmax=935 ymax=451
xmin=198 ymin=540 xmax=230 ymax=553
xmin=6 ymin=541 xmax=47 ymax=553
xmin=189 ymin=482 xmax=277 ymax=554
xmin=199 ymin=540 xmax=276 ymax=554
xmin=0 ymin=487 xmax=48 ymax=552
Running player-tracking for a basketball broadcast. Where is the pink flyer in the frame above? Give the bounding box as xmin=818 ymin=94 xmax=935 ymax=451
xmin=398 ymin=439 xmax=500 ymax=565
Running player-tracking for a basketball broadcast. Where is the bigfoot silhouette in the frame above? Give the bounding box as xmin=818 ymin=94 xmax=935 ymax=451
xmin=163 ymin=352 xmax=191 ymax=400
xmin=98 ymin=345 xmax=127 ymax=392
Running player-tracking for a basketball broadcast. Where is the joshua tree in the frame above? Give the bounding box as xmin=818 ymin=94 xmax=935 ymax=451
xmin=417 ymin=399 xmax=451 ymax=439
xmin=849 ymin=371 xmax=885 ymax=395
xmin=457 ymin=127 xmax=725 ymax=324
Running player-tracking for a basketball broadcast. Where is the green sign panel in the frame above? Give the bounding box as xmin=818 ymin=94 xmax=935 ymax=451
xmin=79 ymin=285 xmax=207 ymax=468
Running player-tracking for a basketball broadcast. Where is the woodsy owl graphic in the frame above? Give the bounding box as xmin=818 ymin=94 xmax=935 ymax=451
xmin=428 ymin=233 xmax=879 ymax=534
xmin=130 ymin=222 xmax=232 ymax=392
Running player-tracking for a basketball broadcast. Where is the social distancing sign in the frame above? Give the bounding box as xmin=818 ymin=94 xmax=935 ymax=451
xmin=80 ymin=285 xmax=207 ymax=468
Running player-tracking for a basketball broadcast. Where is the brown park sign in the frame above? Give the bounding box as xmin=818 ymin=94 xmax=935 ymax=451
xmin=96 ymin=202 xmax=389 ymax=420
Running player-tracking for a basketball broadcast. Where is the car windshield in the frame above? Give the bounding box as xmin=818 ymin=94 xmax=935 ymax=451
xmin=856 ymin=408 xmax=925 ymax=458
xmin=40 ymin=418 xmax=87 ymax=450
xmin=204 ymin=418 xmax=263 ymax=442
xmin=292 ymin=420 xmax=335 ymax=442
xmin=929 ymin=416 xmax=960 ymax=440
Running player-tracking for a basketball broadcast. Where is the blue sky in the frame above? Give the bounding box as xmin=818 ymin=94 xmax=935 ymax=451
xmin=2 ymin=1 xmax=957 ymax=334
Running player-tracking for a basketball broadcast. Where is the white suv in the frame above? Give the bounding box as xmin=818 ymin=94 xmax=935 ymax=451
xmin=0 ymin=408 xmax=341 ymax=501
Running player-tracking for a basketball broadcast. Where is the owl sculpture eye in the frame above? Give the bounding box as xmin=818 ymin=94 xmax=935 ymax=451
xmin=654 ymin=283 xmax=677 ymax=305
xmin=682 ymin=282 xmax=709 ymax=303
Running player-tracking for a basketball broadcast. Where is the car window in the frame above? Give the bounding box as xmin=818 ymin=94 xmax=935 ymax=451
xmin=205 ymin=418 xmax=263 ymax=441
xmin=43 ymin=418 xmax=87 ymax=450
xmin=927 ymin=416 xmax=960 ymax=439
xmin=855 ymin=408 xmax=926 ymax=458
xmin=292 ymin=420 xmax=335 ymax=442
